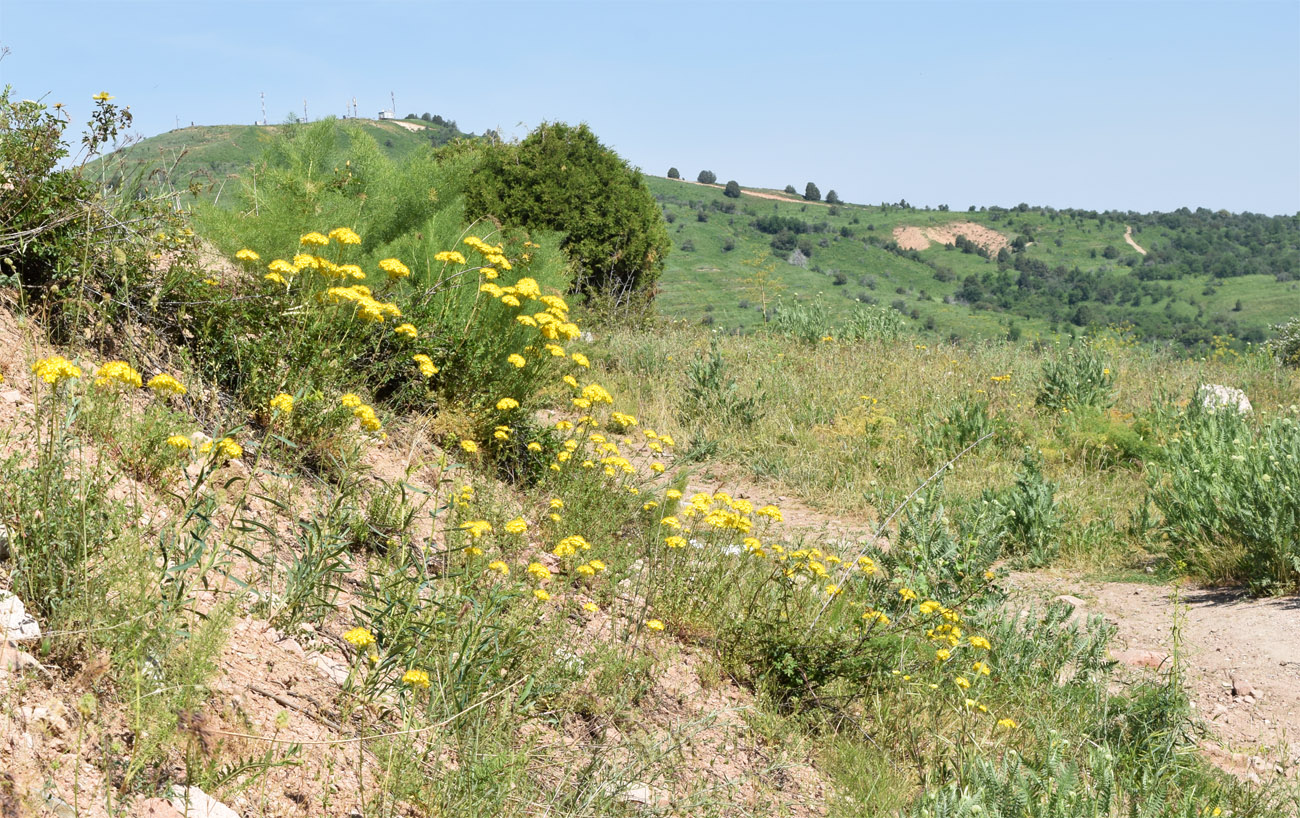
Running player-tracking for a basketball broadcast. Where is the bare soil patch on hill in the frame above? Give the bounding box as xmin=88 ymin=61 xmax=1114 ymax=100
xmin=892 ymin=222 xmax=1010 ymax=256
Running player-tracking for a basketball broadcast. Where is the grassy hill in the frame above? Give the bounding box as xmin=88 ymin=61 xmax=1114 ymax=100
xmin=95 ymin=116 xmax=471 ymax=205
xmin=648 ymin=176 xmax=1299 ymax=349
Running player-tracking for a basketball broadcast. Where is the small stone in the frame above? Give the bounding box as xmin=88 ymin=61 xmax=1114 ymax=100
xmin=0 ymin=591 xmax=41 ymax=642
xmin=0 ymin=389 xmax=24 ymax=404
xmin=1243 ymin=695 xmax=1256 ymax=705
xmin=1231 ymin=676 xmax=1258 ymax=698
xmin=1054 ymin=595 xmax=1087 ymax=608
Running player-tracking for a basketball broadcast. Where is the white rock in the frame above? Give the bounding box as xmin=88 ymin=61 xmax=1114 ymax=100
xmin=169 ymin=786 xmax=241 ymax=818
xmin=0 ymin=591 xmax=41 ymax=641
xmin=1197 ymin=384 xmax=1252 ymax=414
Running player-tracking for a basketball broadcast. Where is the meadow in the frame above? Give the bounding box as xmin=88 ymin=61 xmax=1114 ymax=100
xmin=1 ymin=96 xmax=1298 ymax=816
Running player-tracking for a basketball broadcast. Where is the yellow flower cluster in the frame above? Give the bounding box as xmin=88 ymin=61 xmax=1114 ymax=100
xmin=200 ymin=437 xmax=243 ymax=460
xmin=328 ymin=227 xmax=361 ymax=246
xmin=343 ymin=627 xmax=376 ymax=649
xmin=402 ymin=668 xmax=431 ymax=688
xmin=32 ymin=356 xmax=82 ymax=385
xmin=300 ymin=232 xmax=329 ymax=247
xmin=413 ymin=354 xmax=437 ymax=378
xmin=235 ymin=248 xmax=260 ymax=262
xmin=166 ymin=435 xmax=193 ymax=451
xmin=462 ymin=236 xmax=513 ymax=270
xmin=461 ymin=520 xmax=492 ymax=538
xmin=324 ymin=286 xmax=402 ymax=323
xmin=379 ymin=258 xmax=410 ymax=279
xmin=93 ymin=361 xmax=142 ymax=390
xmin=270 ymin=393 xmax=294 ymax=414
xmin=148 ymin=373 xmax=188 ymax=396
xmin=434 ymin=250 xmax=466 ymax=265
xmin=394 ymin=323 xmax=418 ymax=339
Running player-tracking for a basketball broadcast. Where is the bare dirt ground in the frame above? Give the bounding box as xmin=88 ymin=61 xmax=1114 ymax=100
xmin=892 ymin=222 xmax=1010 ymax=256
xmin=1125 ymin=225 xmax=1148 ymax=255
xmin=666 ymin=177 xmax=827 ymax=206
xmin=1008 ymin=572 xmax=1300 ymax=781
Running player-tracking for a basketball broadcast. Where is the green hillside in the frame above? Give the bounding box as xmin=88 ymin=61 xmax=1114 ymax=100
xmin=95 ymin=116 xmax=471 ymax=205
xmin=648 ymin=176 xmax=1299 ymax=349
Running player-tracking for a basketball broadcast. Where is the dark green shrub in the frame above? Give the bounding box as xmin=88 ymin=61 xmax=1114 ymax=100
xmin=1036 ymin=346 xmax=1115 ymax=410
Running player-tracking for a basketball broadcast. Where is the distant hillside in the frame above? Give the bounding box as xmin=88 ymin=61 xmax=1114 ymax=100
xmin=95 ymin=116 xmax=473 ymax=206
xmin=648 ymin=176 xmax=1300 ymax=348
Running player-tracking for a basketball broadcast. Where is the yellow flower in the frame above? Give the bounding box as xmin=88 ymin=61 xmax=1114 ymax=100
xmin=352 ymin=404 xmax=382 ymax=432
xmin=402 ymin=668 xmax=431 ymax=689
xmin=500 ymin=295 xmax=521 ymax=307
xmin=968 ymin=636 xmax=992 ymax=650
xmin=582 ymin=602 xmax=598 ymax=613
xmin=94 ymin=361 xmax=143 ymax=390
xmin=264 ymin=272 xmax=288 ymax=286
xmin=32 ymin=356 xmax=83 ymax=386
xmin=199 ymin=437 xmax=243 ymax=460
xmin=919 ymin=600 xmax=942 ymax=615
xmin=571 ymin=352 xmax=590 ymax=368
xmin=576 ymin=563 xmax=596 ymax=577
xmin=270 ymin=393 xmax=294 ymax=414
xmin=379 ymin=258 xmax=411 ymax=279
xmin=527 ymin=441 xmax=542 ymax=452
xmin=935 ymin=649 xmax=951 ymax=661
xmin=343 ymin=627 xmax=376 ymax=649
xmin=898 ymin=587 xmax=918 ymax=601
xmin=394 ymin=323 xmax=418 ymax=340
xmin=460 ymin=520 xmax=492 ymax=538
xmin=666 ymin=489 xmax=683 ymax=500
xmin=862 ymin=610 xmax=890 ymax=626
xmin=645 ymin=619 xmax=665 ymax=632
xmin=664 ymin=536 xmax=687 ymax=549
xmin=549 ymin=498 xmax=564 ymax=510
xmin=413 ymin=354 xmax=437 ymax=378
xmin=268 ymin=259 xmax=298 ymax=276
xmin=825 ymin=584 xmax=842 ymax=596
xmin=340 ymin=393 xmax=363 ymax=408
xmin=526 ymin=562 xmax=552 ymax=582
xmin=562 ymin=375 xmax=579 ymax=389
xmin=496 ymin=397 xmax=520 ymax=411
xmin=973 ymin=661 xmax=991 ymax=676
xmin=996 ymin=718 xmax=1018 ymax=729
xmin=92 ymin=92 xmax=114 ymax=101
xmin=533 ymin=588 xmax=551 ymax=602
xmin=328 ymin=227 xmax=362 ymax=245
xmin=857 ymin=556 xmax=878 ymax=575
xmin=650 ymin=462 xmax=665 ymax=474
xmin=235 ymin=248 xmax=260 ymax=262
xmin=487 ymin=560 xmax=510 ymax=576
xmin=166 ymin=435 xmax=193 ymax=451
xmin=143 ymin=372 xmax=186 ymax=396
xmin=954 ymin=676 xmax=971 ymax=690
xmin=504 ymin=517 xmax=527 ymax=535
xmin=659 ymin=516 xmax=680 ymax=530
xmin=434 ymin=250 xmax=467 ymax=265
xmin=507 ymin=354 xmax=526 ymax=369
xmin=460 ymin=439 xmax=478 ymax=454
xmin=755 ymin=505 xmax=783 ymax=522
xmin=300 ymin=232 xmax=329 ymax=247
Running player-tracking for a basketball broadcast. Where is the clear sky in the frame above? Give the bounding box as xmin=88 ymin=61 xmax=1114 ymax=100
xmin=2 ymin=0 xmax=1297 ymax=214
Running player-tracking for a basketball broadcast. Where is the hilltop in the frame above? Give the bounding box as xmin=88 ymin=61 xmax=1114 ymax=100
xmin=95 ymin=115 xmax=473 ymax=205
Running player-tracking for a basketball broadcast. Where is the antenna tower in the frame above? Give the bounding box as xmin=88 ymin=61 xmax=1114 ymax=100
xmin=260 ymin=91 xmax=266 ymax=126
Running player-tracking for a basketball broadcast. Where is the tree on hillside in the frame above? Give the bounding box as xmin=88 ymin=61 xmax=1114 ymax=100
xmin=697 ymin=170 xmax=717 ymax=184
xmin=463 ymin=121 xmax=670 ymax=298
xmin=825 ymin=189 xmax=841 ymax=204
xmin=804 ymin=182 xmax=821 ymax=202
xmin=420 ymin=112 xmax=431 ymax=121
xmin=667 ymin=167 xmax=680 ymax=179
xmin=784 ymin=184 xmax=797 ymax=195
xmin=723 ymin=180 xmax=742 ymax=198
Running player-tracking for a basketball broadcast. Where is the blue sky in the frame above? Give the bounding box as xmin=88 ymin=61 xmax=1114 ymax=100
xmin=2 ymin=0 xmax=1297 ymax=214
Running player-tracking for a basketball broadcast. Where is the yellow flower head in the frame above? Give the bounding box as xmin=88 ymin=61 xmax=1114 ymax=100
xmin=328 ymin=227 xmax=362 ymax=246
xmin=549 ymin=498 xmax=564 ymax=510
xmin=299 ymin=232 xmax=329 ymax=248
xmin=32 ymin=355 xmax=83 ymax=386
xmin=379 ymin=258 xmax=411 ymax=279
xmin=270 ymin=393 xmax=294 ymax=414
xmin=460 ymin=520 xmax=492 ymax=538
xmin=645 ymin=619 xmax=665 ymax=632
xmin=94 ymin=361 xmax=143 ymax=390
xmin=582 ymin=602 xmax=598 ymax=613
xmin=92 ymin=92 xmax=114 ymax=101
xmin=507 ymin=354 xmax=526 ymax=369
xmin=571 ymin=352 xmax=590 ymax=368
xmin=664 ymin=535 xmax=687 ymax=549
xmin=166 ymin=435 xmax=193 ymax=451
xmin=235 ymin=248 xmax=260 ymax=262
xmin=487 ymin=560 xmax=510 ymax=576
xmin=898 ymin=587 xmax=918 ymax=601
xmin=526 ymin=562 xmax=552 ymax=582
xmin=496 ymin=397 xmax=520 ymax=411
xmin=402 ymin=668 xmax=431 ymax=689
xmin=533 ymin=588 xmax=551 ymax=602
xmin=434 ymin=250 xmax=467 ymax=265
xmin=413 ymin=354 xmax=438 ymax=378
xmin=199 ymin=437 xmax=243 ymax=461
xmin=393 ymin=323 xmax=418 ymax=340
xmin=996 ymin=718 xmax=1018 ymax=729
xmin=146 ymin=373 xmax=187 ymax=397
xmin=504 ymin=517 xmax=527 ymax=534
xmin=340 ymin=393 xmax=363 ymax=408
xmin=460 ymin=439 xmax=478 ymax=454
xmin=343 ymin=627 xmax=376 ymax=649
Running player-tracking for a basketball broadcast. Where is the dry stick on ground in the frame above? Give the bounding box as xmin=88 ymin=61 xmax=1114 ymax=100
xmin=249 ymin=684 xmax=342 ymax=731
xmin=807 ymin=431 xmax=994 ymax=633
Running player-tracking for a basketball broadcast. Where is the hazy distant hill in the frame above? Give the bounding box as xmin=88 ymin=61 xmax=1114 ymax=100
xmin=647 ymin=176 xmax=1299 ymax=347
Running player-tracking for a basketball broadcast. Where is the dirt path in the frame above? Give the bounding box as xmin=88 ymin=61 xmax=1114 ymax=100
xmin=662 ymin=177 xmax=827 ymax=206
xmin=1009 ymin=573 xmax=1299 ymax=781
xmin=1124 ymin=225 xmax=1147 ymax=255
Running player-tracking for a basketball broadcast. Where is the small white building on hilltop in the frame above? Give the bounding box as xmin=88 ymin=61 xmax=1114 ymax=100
xmin=378 ymin=109 xmax=396 ymax=120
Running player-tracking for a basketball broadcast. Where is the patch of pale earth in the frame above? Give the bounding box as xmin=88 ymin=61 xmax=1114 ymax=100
xmin=1124 ymin=225 xmax=1147 ymax=255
